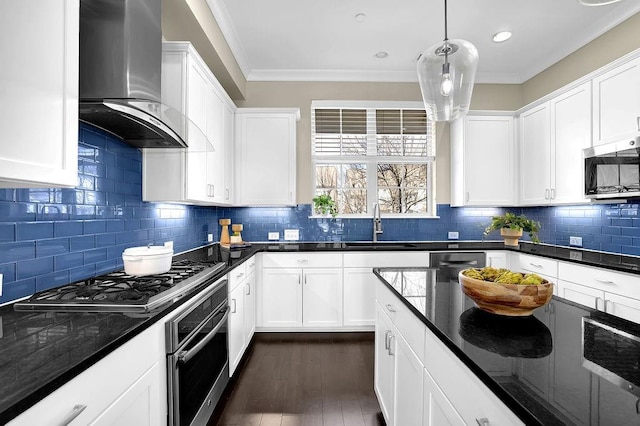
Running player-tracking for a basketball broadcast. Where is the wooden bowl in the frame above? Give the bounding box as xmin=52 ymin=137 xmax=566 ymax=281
xmin=458 ymin=269 xmax=554 ymax=317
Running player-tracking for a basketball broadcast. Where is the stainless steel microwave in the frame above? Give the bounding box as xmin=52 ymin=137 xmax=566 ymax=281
xmin=584 ymin=136 xmax=640 ymax=199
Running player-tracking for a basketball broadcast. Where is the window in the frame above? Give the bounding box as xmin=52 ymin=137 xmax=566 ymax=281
xmin=312 ymin=101 xmax=435 ymax=216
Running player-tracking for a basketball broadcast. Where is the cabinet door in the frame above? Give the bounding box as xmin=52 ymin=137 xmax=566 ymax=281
xmin=343 ymin=268 xmax=376 ymax=327
xmin=90 ymin=362 xmax=162 ymax=426
xmin=486 ymin=251 xmax=507 ymax=269
xmin=228 ymin=281 xmax=246 ymax=376
xmin=423 ymin=369 xmax=465 ymax=426
xmin=557 ymin=279 xmax=603 ymax=309
xmin=550 ymin=83 xmax=591 ymax=204
xmin=261 ymin=268 xmax=302 ymax=327
xmin=519 ymin=103 xmax=551 ymax=205
xmin=207 ymin=88 xmax=226 ymax=203
xmin=550 ymin=301 xmax=592 ymax=425
xmin=303 ymin=268 xmax=343 ymax=327
xmin=451 ymin=115 xmax=515 ymax=206
xmin=375 ymin=307 xmax=395 ymax=425
xmin=592 ymin=57 xmax=640 ymax=146
xmin=394 ymin=333 xmax=424 ymax=426
xmin=0 ymin=0 xmax=78 ymax=188
xmin=236 ymin=110 xmax=298 ymax=206
xmin=244 ymin=271 xmax=256 ymax=343
xmin=223 ymin=102 xmax=235 ymax=203
xmin=604 ymin=292 xmax=640 ymax=323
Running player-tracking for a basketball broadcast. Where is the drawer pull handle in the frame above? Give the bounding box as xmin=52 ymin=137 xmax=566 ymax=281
xmin=476 ymin=419 xmax=490 ymax=426
xmin=60 ymin=404 xmax=87 ymax=426
xmin=384 ymin=330 xmax=391 ymax=350
xmin=236 ymin=272 xmax=244 ymax=279
xmin=595 ymin=297 xmax=604 ymax=311
xmin=246 ymin=283 xmax=251 ymax=296
xmin=386 ymin=304 xmax=396 ymax=313
xmin=387 ymin=335 xmax=395 ymax=356
xmin=529 ymin=263 xmax=543 ymax=268
xmin=297 ymin=259 xmax=309 ymax=263
xmin=595 ymin=278 xmax=615 ymax=284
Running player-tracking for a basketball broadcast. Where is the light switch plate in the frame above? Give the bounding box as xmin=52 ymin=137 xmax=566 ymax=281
xmin=448 ymin=231 xmax=459 ymax=240
xmin=268 ymin=232 xmax=280 ymax=241
xmin=284 ymin=229 xmax=299 ymax=241
xmin=569 ymin=236 xmax=582 ymax=247
xmin=164 ymin=241 xmax=174 ymax=250
xmin=207 ymin=233 xmax=213 ymax=242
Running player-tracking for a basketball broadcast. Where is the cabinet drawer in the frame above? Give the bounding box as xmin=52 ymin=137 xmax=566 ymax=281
xmin=343 ymin=251 xmax=429 ymax=268
xmin=376 ymin=282 xmax=425 ymax=362
xmin=262 ymin=252 xmax=343 ymax=268
xmin=559 ymin=262 xmax=640 ymax=299
xmin=519 ymin=254 xmax=558 ymax=278
xmin=229 ymin=263 xmax=247 ymax=291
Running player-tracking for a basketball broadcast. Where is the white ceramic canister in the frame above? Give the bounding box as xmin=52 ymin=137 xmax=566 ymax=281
xmin=122 ymin=245 xmax=173 ymax=276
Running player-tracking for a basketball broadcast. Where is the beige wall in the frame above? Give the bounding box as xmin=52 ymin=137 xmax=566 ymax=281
xmin=523 ymin=12 xmax=640 ymax=105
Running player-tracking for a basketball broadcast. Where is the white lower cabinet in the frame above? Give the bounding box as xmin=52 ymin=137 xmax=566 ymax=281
xmin=228 ymin=257 xmax=257 ymax=376
xmin=558 ymin=261 xmax=640 ymax=323
xmin=375 ymin=307 xmax=396 ymax=424
xmin=8 ymin=321 xmax=165 ymax=426
xmin=259 ymin=253 xmax=343 ymax=329
xmin=423 ymin=369 xmax=465 ymax=426
xmin=394 ymin=331 xmax=424 ymax=426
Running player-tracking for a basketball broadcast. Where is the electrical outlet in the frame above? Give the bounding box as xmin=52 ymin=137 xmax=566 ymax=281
xmin=569 ymin=236 xmax=582 ymax=247
xmin=164 ymin=241 xmax=174 ymax=250
xmin=448 ymin=231 xmax=459 ymax=240
xmin=268 ymin=232 xmax=280 ymax=241
xmin=207 ymin=233 xmax=213 ymax=242
xmin=284 ymin=229 xmax=299 ymax=241
xmin=0 ymin=273 xmax=3 ymax=297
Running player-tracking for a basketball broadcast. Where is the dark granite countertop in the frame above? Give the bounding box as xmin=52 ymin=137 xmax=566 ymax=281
xmin=374 ymin=267 xmax=640 ymax=426
xmin=1 ymin=240 xmax=639 ymax=424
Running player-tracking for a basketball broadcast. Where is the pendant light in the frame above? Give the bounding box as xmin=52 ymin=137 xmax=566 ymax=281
xmin=417 ymin=0 xmax=479 ymax=122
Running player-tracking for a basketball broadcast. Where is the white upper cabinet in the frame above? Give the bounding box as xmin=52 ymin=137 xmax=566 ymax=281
xmin=142 ymin=42 xmax=235 ymax=205
xmin=235 ymin=108 xmax=299 ymax=206
xmin=451 ymin=114 xmax=516 ymax=206
xmin=592 ymin=56 xmax=640 ymax=146
xmin=0 ymin=0 xmax=79 ymax=188
xmin=519 ymin=83 xmax=590 ymax=205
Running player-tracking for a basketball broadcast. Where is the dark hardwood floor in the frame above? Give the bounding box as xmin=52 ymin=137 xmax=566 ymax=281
xmin=208 ymin=333 xmax=384 ymax=426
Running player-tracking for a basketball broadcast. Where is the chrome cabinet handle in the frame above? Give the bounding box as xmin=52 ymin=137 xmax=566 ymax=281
xmin=297 ymin=259 xmax=309 ymax=263
xmin=551 ymin=188 xmax=556 ymax=199
xmin=386 ymin=304 xmax=396 ymax=312
xmin=466 ymin=191 xmax=470 ymax=202
xmin=529 ymin=263 xmax=543 ymax=268
xmin=545 ymin=188 xmax=550 ymax=199
xmin=384 ymin=330 xmax=391 ymax=350
xmin=246 ymin=283 xmax=251 ymax=296
xmin=178 ymin=309 xmax=230 ymax=363
xmin=595 ymin=296 xmax=604 ymax=311
xmin=231 ymin=299 xmax=237 ymax=313
xmin=595 ymin=278 xmax=615 ymax=284
xmin=476 ymin=419 xmax=490 ymax=426
xmin=604 ymin=299 xmax=613 ymax=313
xmin=225 ymin=188 xmax=230 ymax=200
xmin=236 ymin=272 xmax=244 ymax=279
xmin=59 ymin=404 xmax=87 ymax=426
xmin=388 ymin=335 xmax=395 ymax=356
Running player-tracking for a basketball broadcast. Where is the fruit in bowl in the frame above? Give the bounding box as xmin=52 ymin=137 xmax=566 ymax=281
xmin=459 ymin=267 xmax=554 ymax=316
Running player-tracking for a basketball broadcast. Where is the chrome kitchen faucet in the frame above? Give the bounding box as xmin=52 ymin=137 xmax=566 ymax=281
xmin=373 ymin=203 xmax=383 ymax=242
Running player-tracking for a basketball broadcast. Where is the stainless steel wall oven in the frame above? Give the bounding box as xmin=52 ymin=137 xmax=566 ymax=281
xmin=166 ymin=277 xmax=229 ymax=426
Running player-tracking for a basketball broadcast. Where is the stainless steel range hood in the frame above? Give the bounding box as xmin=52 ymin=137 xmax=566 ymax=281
xmin=79 ymin=0 xmax=187 ymax=148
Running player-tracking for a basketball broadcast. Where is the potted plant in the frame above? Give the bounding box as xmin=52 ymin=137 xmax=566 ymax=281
xmin=312 ymin=194 xmax=338 ymax=217
xmin=483 ymin=212 xmax=540 ymax=246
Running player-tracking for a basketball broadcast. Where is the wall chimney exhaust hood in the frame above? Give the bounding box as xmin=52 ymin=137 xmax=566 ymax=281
xmin=78 ymin=0 xmax=187 ymax=148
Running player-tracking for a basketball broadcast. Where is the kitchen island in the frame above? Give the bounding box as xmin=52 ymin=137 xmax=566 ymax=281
xmin=374 ymin=267 xmax=640 ymax=425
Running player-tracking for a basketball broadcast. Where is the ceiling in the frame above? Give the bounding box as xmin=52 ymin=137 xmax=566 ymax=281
xmin=206 ymin=0 xmax=640 ymax=84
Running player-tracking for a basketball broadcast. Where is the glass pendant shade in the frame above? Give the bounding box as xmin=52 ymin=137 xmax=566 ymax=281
xmin=417 ymin=38 xmax=479 ymax=122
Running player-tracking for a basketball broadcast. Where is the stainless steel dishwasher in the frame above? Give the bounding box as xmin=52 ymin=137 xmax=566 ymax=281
xmin=428 ymin=252 xmax=486 ymax=335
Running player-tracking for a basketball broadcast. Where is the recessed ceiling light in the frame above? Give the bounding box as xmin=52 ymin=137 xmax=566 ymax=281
xmin=375 ymin=51 xmax=389 ymax=59
xmin=492 ymin=31 xmax=512 ymax=43
xmin=355 ymin=13 xmax=366 ymax=23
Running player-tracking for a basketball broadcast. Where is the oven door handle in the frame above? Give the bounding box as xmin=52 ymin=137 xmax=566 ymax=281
xmin=177 ymin=307 xmax=229 ymax=364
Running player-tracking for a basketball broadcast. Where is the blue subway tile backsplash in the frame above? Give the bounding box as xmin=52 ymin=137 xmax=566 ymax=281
xmin=2 ymin=123 xmax=640 ymax=305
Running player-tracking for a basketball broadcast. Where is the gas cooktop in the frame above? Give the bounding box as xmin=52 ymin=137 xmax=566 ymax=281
xmin=14 ymin=259 xmax=227 ymax=313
